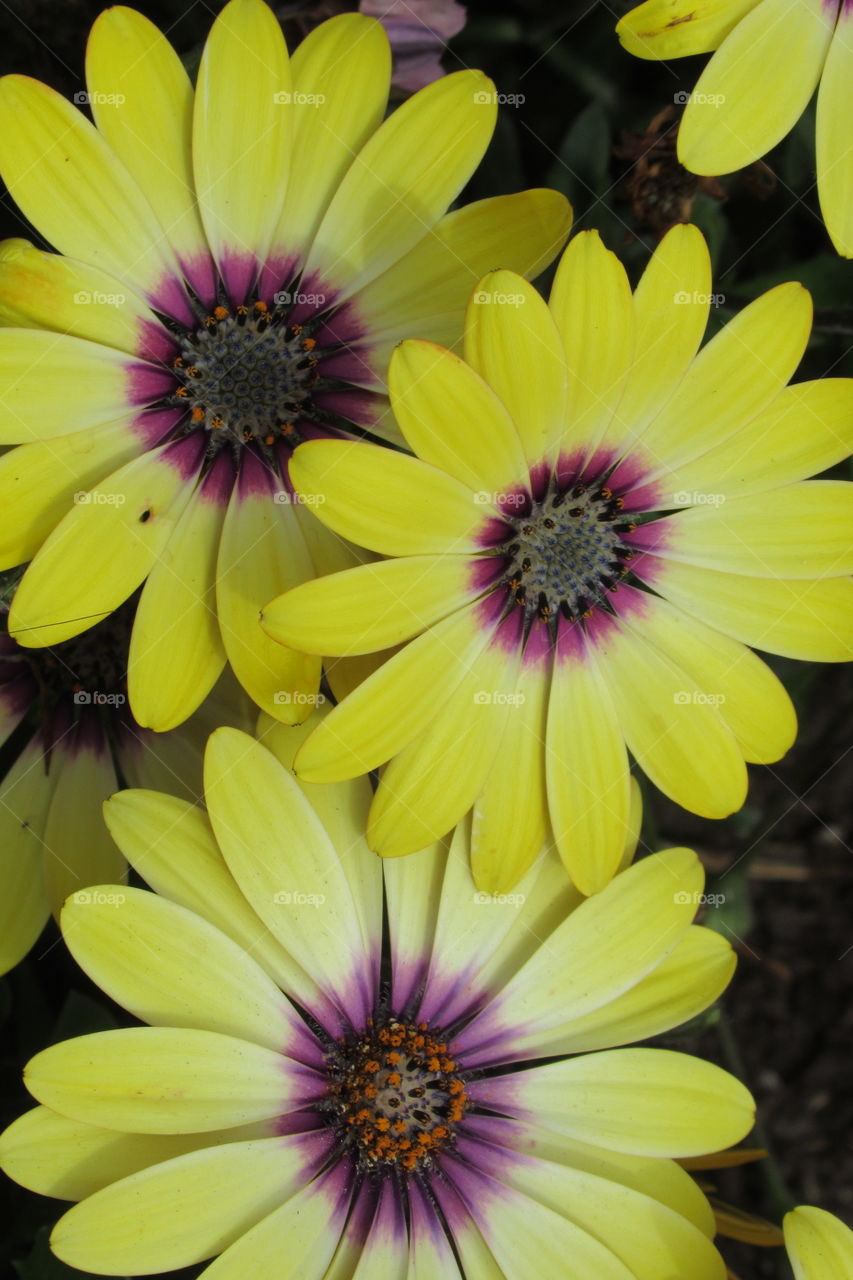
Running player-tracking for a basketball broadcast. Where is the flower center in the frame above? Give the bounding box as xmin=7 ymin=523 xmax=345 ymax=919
xmin=170 ymin=302 xmax=320 ymax=451
xmin=324 ymin=1019 xmax=468 ymax=1173
xmin=501 ymin=475 xmax=637 ymax=628
xmin=5 ymin=596 xmax=133 ymax=717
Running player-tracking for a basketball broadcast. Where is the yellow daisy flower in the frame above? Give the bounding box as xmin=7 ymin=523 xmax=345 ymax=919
xmin=0 ymin=722 xmax=753 ymax=1279
xmin=616 ymin=0 xmax=853 ymax=256
xmin=0 ymin=596 xmax=250 ymax=975
xmin=784 ymin=1205 xmax=853 ymax=1278
xmin=0 ymin=0 xmax=570 ymax=731
xmin=262 ymin=224 xmax=853 ymax=894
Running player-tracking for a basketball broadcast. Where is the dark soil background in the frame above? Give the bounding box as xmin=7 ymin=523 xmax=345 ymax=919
xmin=0 ymin=1 xmax=850 ymax=1277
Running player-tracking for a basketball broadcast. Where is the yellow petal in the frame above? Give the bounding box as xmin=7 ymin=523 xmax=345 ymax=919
xmin=302 ymin=69 xmax=496 ymax=298
xmin=617 ymin=0 xmax=760 ymax=60
xmin=547 ymin=641 xmax=631 ymax=895
xmin=472 ymin=658 xmax=550 ymax=892
xmin=193 ymin=0 xmax=291 ymax=294
xmin=0 ymin=329 xmax=149 ymax=444
xmin=290 ymin=438 xmax=483 ymax=555
xmin=61 ymin=885 xmax=309 ymax=1055
xmin=655 ymin=378 xmax=853 ymax=501
xmin=354 ymin=187 xmax=572 ymax=354
xmin=650 ymin=558 xmax=853 ymax=661
xmin=0 ymin=739 xmax=52 ymax=974
xmin=295 ymin=604 xmax=490 ymax=781
xmin=0 ymin=75 xmax=184 ymax=314
xmin=26 ymin=1027 xmax=310 ymax=1132
xmin=216 ymin=460 xmax=321 ymax=722
xmin=816 ymin=10 xmax=853 ymax=257
xmin=494 ymin=1048 xmax=754 ymax=1156
xmin=85 ymin=6 xmax=212 ymax=292
xmin=465 ymin=269 xmax=567 ymax=464
xmin=0 ymin=238 xmax=169 ymax=358
xmin=129 ymin=465 xmax=229 ymax=730
xmin=9 ymin=439 xmax=201 ymax=646
xmin=367 ymin=640 xmax=521 ymax=857
xmin=42 ymin=740 xmax=124 ymax=917
xmin=270 ymin=14 xmax=390 ymax=266
xmin=634 ymin=282 xmax=812 ymax=474
xmin=0 ymin=421 xmax=144 ymax=571
xmin=615 ymin=223 xmax=711 ymax=446
xmin=548 ymin=231 xmax=634 ymax=460
xmin=389 ymin=339 xmax=528 ymax=493
xmin=595 ymin=605 xmax=747 ymax=819
xmin=660 ymin=480 xmax=853 ymax=578
xmin=51 ymin=1135 xmax=325 ymax=1275
xmin=784 ymin=1205 xmax=853 ymax=1280
xmin=678 ymin=0 xmax=834 ymax=176
xmin=262 ymin=554 xmax=478 ymax=656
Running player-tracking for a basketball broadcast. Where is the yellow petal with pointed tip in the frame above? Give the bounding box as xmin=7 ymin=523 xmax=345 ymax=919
xmin=26 ymin=1027 xmax=304 ymax=1133
xmin=10 ymin=441 xmax=199 ymax=647
xmin=816 ymin=11 xmax=853 ymax=257
xmin=42 ymin=742 xmax=124 ymax=917
xmin=303 ymin=69 xmax=496 ymax=298
xmin=193 ymin=0 xmax=291 ymax=284
xmin=86 ymin=6 xmax=210 ymax=280
xmin=290 ymin=438 xmax=483 ymax=556
xmin=784 ymin=1205 xmax=853 ymax=1280
xmin=465 ymin=269 xmax=566 ymax=464
xmin=678 ymin=0 xmax=834 ymax=176
xmin=0 ymin=76 xmax=182 ymax=308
